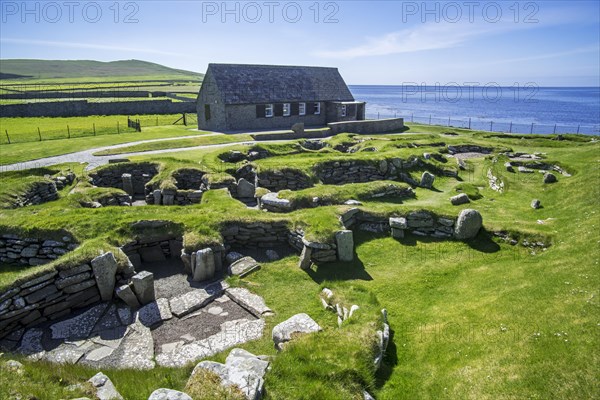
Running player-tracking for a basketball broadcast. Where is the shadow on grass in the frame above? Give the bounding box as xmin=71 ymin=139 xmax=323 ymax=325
xmin=375 ymin=326 xmax=398 ymax=389
xmin=466 ymin=229 xmax=501 ymax=253
xmin=307 ymin=256 xmax=373 ymax=283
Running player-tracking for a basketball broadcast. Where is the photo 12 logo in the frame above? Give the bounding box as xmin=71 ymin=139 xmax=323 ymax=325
xmin=200 ymin=1 xmax=340 ymax=23
xmin=1 ymin=1 xmax=140 ymax=24
xmin=400 ymin=1 xmax=540 ymax=24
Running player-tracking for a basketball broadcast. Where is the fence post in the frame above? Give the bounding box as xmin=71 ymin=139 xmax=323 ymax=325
xmin=411 ymin=113 xmax=414 ymax=123
xmin=490 ymin=121 xmax=493 ymax=132
xmin=137 ymin=119 xmax=141 ymax=132
xmin=377 ymin=112 xmax=380 ymax=119
xmin=117 ymin=122 xmax=120 ymax=134
xmin=67 ymin=125 xmax=70 ymax=139
xmin=577 ymin=125 xmax=580 ymax=134
xmin=553 ymin=124 xmax=557 ymax=134
xmin=448 ymin=116 xmax=450 ymax=126
xmin=509 ymin=122 xmax=512 ymax=133
xmin=530 ymin=123 xmax=534 ymax=134
xmin=38 ymin=127 xmax=41 ymax=141
xmin=93 ymin=123 xmax=96 ymax=136
xmin=5 ymin=130 xmax=10 ymax=144
xmin=183 ymin=113 xmax=187 ymax=126
xmin=468 ymin=117 xmax=471 ymax=130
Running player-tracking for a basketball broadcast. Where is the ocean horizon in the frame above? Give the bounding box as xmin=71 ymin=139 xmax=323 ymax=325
xmin=349 ymin=85 xmax=600 ymax=135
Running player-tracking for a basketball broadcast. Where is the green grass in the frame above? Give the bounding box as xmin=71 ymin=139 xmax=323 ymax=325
xmin=0 ymin=124 xmax=213 ymax=165
xmin=0 ymin=127 xmax=598 ymax=399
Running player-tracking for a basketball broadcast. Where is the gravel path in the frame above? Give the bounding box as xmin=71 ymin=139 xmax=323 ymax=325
xmin=0 ymin=133 xmax=263 ymax=172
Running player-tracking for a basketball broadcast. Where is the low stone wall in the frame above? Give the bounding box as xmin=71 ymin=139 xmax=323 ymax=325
xmin=1 ymin=99 xmax=196 ymax=118
xmin=341 ymin=209 xmax=457 ymax=239
xmin=257 ymin=169 xmax=313 ymax=191
xmin=222 ymin=222 xmax=290 ymax=249
xmin=172 ymin=169 xmax=205 ymax=190
xmin=0 ymin=233 xmax=77 ymax=266
xmin=327 ymin=118 xmax=405 ymax=135
xmin=121 ymin=237 xmax=183 ymax=269
xmin=89 ymin=162 xmax=158 ymax=195
xmin=9 ymin=181 xmax=58 ymax=208
xmin=144 ymin=188 xmax=203 ymax=206
xmin=288 ymin=231 xmax=337 ymax=263
xmin=0 ymin=252 xmax=133 ymax=339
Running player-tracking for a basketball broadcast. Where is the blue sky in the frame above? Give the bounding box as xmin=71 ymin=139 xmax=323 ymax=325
xmin=1 ymin=0 xmax=599 ymax=85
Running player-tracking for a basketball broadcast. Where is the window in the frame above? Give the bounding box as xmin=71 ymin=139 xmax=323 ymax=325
xmin=204 ymin=104 xmax=211 ymax=121
xmin=341 ymin=104 xmax=347 ymax=117
xmin=265 ymin=104 xmax=274 ymax=118
xmin=314 ymin=102 xmax=321 ymax=115
xmin=299 ymin=102 xmax=306 ymax=116
xmin=283 ymin=103 xmax=291 ymax=117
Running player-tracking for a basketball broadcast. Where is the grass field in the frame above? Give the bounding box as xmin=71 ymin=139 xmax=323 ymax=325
xmin=0 ymin=125 xmax=598 ymax=399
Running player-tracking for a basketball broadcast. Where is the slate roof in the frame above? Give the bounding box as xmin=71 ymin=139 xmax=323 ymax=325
xmin=206 ymin=63 xmax=355 ymax=105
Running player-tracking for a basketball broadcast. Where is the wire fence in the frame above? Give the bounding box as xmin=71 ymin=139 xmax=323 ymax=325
xmin=366 ymin=110 xmax=600 ymax=136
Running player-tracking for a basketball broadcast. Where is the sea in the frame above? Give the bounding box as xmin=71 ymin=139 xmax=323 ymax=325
xmin=348 ymin=85 xmax=600 ymax=135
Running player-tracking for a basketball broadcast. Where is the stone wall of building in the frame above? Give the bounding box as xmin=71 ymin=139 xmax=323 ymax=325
xmin=0 ymin=251 xmax=133 ymax=339
xmin=89 ymin=163 xmax=158 ymax=195
xmin=1 ymin=99 xmax=196 ymax=118
xmin=0 ymin=233 xmax=77 ymax=266
xmin=256 ymin=169 xmax=313 ymax=192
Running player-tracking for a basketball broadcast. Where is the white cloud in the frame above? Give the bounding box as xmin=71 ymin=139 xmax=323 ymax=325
xmin=0 ymin=38 xmax=184 ymax=57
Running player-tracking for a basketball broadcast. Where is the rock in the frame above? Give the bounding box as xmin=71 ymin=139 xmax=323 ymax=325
xmin=364 ymin=391 xmax=376 ymax=400
xmin=91 ymin=252 xmax=118 ymax=302
xmin=148 ymin=389 xmax=192 ymax=400
xmin=115 ymin=284 xmax=141 ymax=308
xmin=169 ymin=289 xmax=215 ymax=318
xmin=192 ymin=248 xmax=215 ymax=282
xmin=237 ymin=178 xmax=256 ymax=198
xmin=343 ymin=199 xmax=362 ymax=205
xmin=116 ymin=322 xmax=155 ymax=369
xmin=122 ymin=173 xmax=134 ymax=196
xmin=265 ymin=249 xmax=280 ymax=261
xmin=391 ymin=228 xmax=404 ymax=239
xmin=335 ymin=230 xmax=354 ymax=262
xmin=226 ymin=251 xmax=244 ymax=265
xmin=131 ymin=220 xmax=169 ymax=230
xmin=504 ymin=162 xmax=515 ymax=172
xmin=291 ymin=122 xmax=304 ymax=135
xmin=229 ymin=256 xmax=260 ymax=278
xmin=379 ymin=159 xmax=388 ymax=174
xmin=226 ymin=287 xmax=273 ymax=317
xmin=298 ymin=246 xmax=312 ymax=270
xmin=88 ymin=372 xmax=124 ymax=400
xmin=543 ymin=172 xmax=557 ymax=184
xmin=518 ymin=166 xmax=534 ymax=173
xmin=531 ymin=199 xmax=541 ymax=209
xmin=454 ymin=209 xmax=483 ymax=240
xmin=138 ymin=298 xmax=173 ymax=327
xmin=272 ymin=313 xmax=321 ymax=350
xmin=131 ymin=271 xmax=155 ymax=305
xmin=389 ymin=217 xmax=407 ymax=229
xmin=50 ymin=303 xmax=108 ymax=340
xmin=450 ymin=193 xmax=470 ymax=205
xmin=260 ymin=192 xmax=292 ymax=212
xmin=3 ymin=359 xmax=24 ymax=374
xmin=420 ymin=172 xmax=435 ymax=188
xmin=153 ymin=189 xmax=162 ymax=205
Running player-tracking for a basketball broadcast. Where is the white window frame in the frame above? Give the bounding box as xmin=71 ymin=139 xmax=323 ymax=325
xmin=265 ymin=104 xmax=274 ymax=118
xmin=299 ymin=102 xmax=306 ymax=116
xmin=341 ymin=104 xmax=347 ymax=117
xmin=314 ymin=102 xmax=321 ymax=115
xmin=283 ymin=103 xmax=291 ymax=117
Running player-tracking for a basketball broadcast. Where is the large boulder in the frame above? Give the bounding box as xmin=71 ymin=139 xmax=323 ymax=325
xmin=88 ymin=372 xmax=124 ymax=400
xmin=237 ymin=178 xmax=256 ymax=198
xmin=272 ymin=313 xmax=321 ymax=350
xmin=90 ymin=252 xmax=118 ymax=302
xmin=335 ymin=230 xmax=354 ymax=262
xmin=454 ymin=209 xmax=483 ymax=240
xmin=420 ymin=172 xmax=435 ymax=188
xmin=543 ymin=172 xmax=557 ymax=184
xmin=450 ymin=193 xmax=470 ymax=205
xmin=148 ymin=389 xmax=192 ymax=400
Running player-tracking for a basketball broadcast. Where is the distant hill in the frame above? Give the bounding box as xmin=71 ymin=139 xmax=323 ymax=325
xmin=0 ymin=59 xmax=203 ymax=80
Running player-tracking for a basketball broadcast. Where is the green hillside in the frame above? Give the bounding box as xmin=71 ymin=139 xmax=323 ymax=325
xmin=0 ymin=59 xmax=203 ymax=81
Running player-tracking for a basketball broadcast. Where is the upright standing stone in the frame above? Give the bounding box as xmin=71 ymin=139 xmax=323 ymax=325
xmin=115 ymin=284 xmax=141 ymax=308
xmin=153 ymin=189 xmax=162 ymax=205
xmin=192 ymin=248 xmax=215 ymax=282
xmin=454 ymin=209 xmax=483 ymax=240
xmin=420 ymin=172 xmax=435 ymax=188
xmin=122 ymin=173 xmax=134 ymax=196
xmin=91 ymin=252 xmax=118 ymax=302
xmin=335 ymin=230 xmax=354 ymax=262
xmin=236 ymin=178 xmax=256 ymax=198
xmin=298 ymin=246 xmax=312 ymax=270
xmin=132 ymin=271 xmax=155 ymax=305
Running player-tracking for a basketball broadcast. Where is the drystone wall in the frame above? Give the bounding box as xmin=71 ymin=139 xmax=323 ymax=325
xmin=0 ymin=233 xmax=77 ymax=266
xmin=256 ymin=169 xmax=313 ymax=192
xmin=0 ymin=252 xmax=134 ymax=339
xmin=121 ymin=237 xmax=183 ymax=269
xmin=1 ymin=99 xmax=195 ymax=118
xmin=89 ymin=163 xmax=158 ymax=195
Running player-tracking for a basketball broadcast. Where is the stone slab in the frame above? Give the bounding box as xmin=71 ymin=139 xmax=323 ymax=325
xmin=229 ymin=256 xmax=261 ymax=278
xmin=169 ymin=289 xmax=214 ymax=318
xmin=50 ymin=303 xmax=108 ymax=340
xmin=138 ymin=298 xmax=173 ymax=327
xmin=226 ymin=287 xmax=273 ymax=317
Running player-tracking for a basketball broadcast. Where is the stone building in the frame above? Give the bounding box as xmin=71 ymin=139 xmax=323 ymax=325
xmin=196 ymin=63 xmax=365 ymax=131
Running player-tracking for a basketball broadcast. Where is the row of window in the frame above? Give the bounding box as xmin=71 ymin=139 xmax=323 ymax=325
xmin=264 ymin=102 xmax=320 ymax=118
